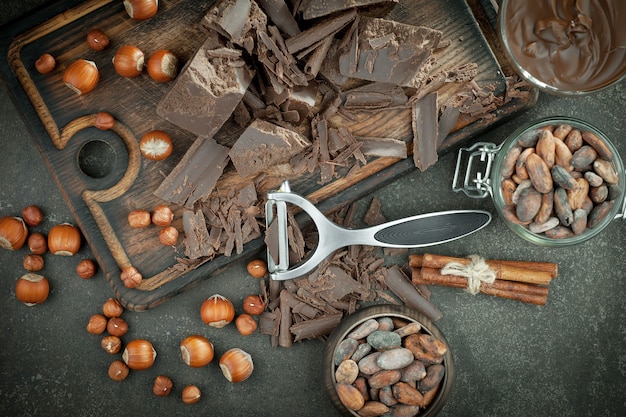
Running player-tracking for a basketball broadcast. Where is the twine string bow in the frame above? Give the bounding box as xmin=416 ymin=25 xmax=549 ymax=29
xmin=440 ymin=254 xmax=496 ymax=295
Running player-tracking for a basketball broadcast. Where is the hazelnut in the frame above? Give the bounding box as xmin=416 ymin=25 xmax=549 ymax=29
xmin=246 ymin=259 xmax=268 ymax=279
xmin=127 ymin=210 xmax=151 ymax=228
xmin=101 ymin=335 xmax=122 ymax=354
xmin=112 ymin=45 xmax=144 ymax=78
xmin=159 ymin=226 xmax=178 ymax=246
xmin=35 ymin=53 xmax=56 ymax=74
xmin=86 ymin=29 xmax=109 ymax=51
xmin=108 ymin=360 xmax=129 ymax=382
xmin=181 ymin=385 xmax=201 ymax=404
xmin=102 ymin=297 xmax=124 ymax=317
xmin=153 ymin=375 xmax=173 ymax=397
xmin=87 ymin=313 xmax=108 ymax=335
xmin=27 ymin=232 xmax=47 ymax=255
xmin=107 ymin=317 xmax=129 ymax=337
xmin=76 ymin=259 xmax=97 ymax=279
xmin=121 ymin=266 xmax=142 ymax=288
xmin=242 ymin=294 xmax=266 ymax=316
xmin=95 ymin=112 xmax=115 ymax=130
xmin=152 ymin=205 xmax=173 ymax=226
xmin=63 ymin=59 xmax=99 ymax=95
xmin=23 ymin=254 xmax=44 ymax=272
xmin=235 ymin=313 xmax=257 ymax=336
xmin=21 ymin=205 xmax=44 ymax=227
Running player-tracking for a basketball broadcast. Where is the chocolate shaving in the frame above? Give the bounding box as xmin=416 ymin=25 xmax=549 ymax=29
xmin=412 ymin=92 xmax=439 ymax=171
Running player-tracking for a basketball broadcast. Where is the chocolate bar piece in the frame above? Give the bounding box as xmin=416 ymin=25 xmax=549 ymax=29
xmin=338 ymin=16 xmax=442 ymax=87
xmin=229 ymin=119 xmax=311 ymax=178
xmin=412 ymin=92 xmax=439 ymax=171
xmin=156 ymin=31 xmax=255 ymax=138
xmin=299 ymin=0 xmax=397 ymax=20
xmin=154 ymin=135 xmax=231 ymax=208
xmin=257 ymin=0 xmax=300 ymax=36
xmin=202 ymin=0 xmax=268 ymax=53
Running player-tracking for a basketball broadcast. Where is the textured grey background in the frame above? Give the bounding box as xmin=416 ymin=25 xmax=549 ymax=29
xmin=0 ymin=1 xmax=624 ymax=416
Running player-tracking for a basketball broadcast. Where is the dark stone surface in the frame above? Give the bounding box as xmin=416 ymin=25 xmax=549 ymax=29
xmin=0 ymin=1 xmax=624 ymax=416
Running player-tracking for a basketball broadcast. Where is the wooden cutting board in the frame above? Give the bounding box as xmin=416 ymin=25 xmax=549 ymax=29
xmin=0 ymin=0 xmax=536 ymax=310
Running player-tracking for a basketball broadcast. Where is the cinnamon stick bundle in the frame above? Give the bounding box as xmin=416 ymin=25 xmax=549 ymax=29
xmin=409 ymin=253 xmax=558 ymax=306
xmin=413 ymin=267 xmax=549 ymax=306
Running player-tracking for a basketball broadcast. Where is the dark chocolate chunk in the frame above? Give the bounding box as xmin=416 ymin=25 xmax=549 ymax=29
xmin=229 ymin=119 xmax=310 ymax=178
xmin=412 ymin=92 xmax=439 ymax=171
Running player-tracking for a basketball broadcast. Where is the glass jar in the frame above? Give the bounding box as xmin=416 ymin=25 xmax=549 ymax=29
xmin=323 ymin=304 xmax=454 ymax=417
xmin=498 ymin=0 xmax=626 ymax=95
xmin=453 ymin=117 xmax=625 ymax=247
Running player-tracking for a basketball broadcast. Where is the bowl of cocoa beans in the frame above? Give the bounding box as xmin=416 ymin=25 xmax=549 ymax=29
xmin=323 ymin=305 xmax=454 ymax=417
xmin=493 ymin=117 xmax=625 ymax=246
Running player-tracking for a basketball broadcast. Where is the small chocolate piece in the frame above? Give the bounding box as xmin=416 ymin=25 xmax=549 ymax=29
xmin=156 ymin=31 xmax=255 ymax=138
xmin=285 ymin=9 xmax=357 ymax=55
xmin=357 ymin=137 xmax=408 ymax=158
xmin=202 ymin=0 xmax=268 ymax=52
xmin=256 ymin=0 xmax=300 ymax=36
xmin=412 ymin=92 xmax=439 ymax=171
xmin=338 ymin=16 xmax=442 ymax=88
xmin=229 ymin=119 xmax=311 ymax=178
xmin=182 ymin=209 xmax=214 ymax=259
xmin=299 ymin=0 xmax=397 ymax=20
xmin=154 ymin=136 xmax=230 ymax=208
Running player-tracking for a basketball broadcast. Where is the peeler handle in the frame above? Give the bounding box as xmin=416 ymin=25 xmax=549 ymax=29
xmin=361 ymin=210 xmax=492 ymax=247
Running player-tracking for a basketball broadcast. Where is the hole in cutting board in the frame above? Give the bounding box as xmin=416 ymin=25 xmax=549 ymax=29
xmin=77 ymin=139 xmax=116 ymax=179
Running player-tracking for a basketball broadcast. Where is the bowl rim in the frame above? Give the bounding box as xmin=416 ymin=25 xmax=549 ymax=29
xmin=492 ymin=116 xmax=625 ymax=247
xmin=323 ymin=304 xmax=455 ymax=417
xmin=497 ymin=0 xmax=626 ymax=96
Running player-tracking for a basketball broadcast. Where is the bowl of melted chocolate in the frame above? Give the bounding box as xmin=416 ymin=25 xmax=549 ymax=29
xmin=499 ymin=0 xmax=626 ymax=95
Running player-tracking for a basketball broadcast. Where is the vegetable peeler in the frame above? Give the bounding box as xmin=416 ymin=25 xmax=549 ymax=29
xmin=265 ymin=181 xmax=492 ymax=280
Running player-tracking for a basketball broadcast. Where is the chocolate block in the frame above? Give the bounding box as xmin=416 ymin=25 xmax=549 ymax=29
xmin=154 ymin=135 xmax=231 ymax=208
xmin=156 ymin=31 xmax=255 ymax=138
xmin=338 ymin=16 xmax=442 ymax=87
xmin=412 ymin=92 xmax=439 ymax=171
xmin=299 ymin=0 xmax=397 ymax=20
xmin=229 ymin=119 xmax=311 ymax=178
xmin=202 ymin=0 xmax=268 ymax=52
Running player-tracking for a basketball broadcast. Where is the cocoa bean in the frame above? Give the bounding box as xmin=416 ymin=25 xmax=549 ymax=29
xmin=551 ymin=165 xmax=578 ymax=189
xmin=352 ymin=342 xmax=373 ymax=363
xmin=403 ymin=334 xmax=443 ymax=366
xmin=336 ymin=359 xmax=360 ymax=384
xmin=367 ymin=331 xmax=402 ymax=350
xmin=393 ymin=322 xmax=421 ymax=338
xmin=552 ymin=123 xmax=572 ymax=139
xmin=418 ymin=364 xmax=445 ymax=392
xmin=544 ymin=225 xmax=575 ymax=239
xmin=536 ymin=129 xmax=556 ymax=168
xmin=349 ymin=318 xmax=379 ymax=340
xmin=564 ymin=129 xmax=583 ymax=152
xmin=529 ymin=217 xmax=559 ymax=234
xmin=501 ymin=145 xmax=522 ymax=178
xmin=567 ymin=178 xmax=589 ymax=210
xmin=377 ymin=317 xmax=395 ymax=332
xmin=378 ymin=386 xmax=398 ymax=407
xmin=336 ymin=383 xmax=365 ymax=411
xmin=511 ymin=179 xmax=532 ymax=204
xmin=515 ymin=147 xmax=535 ymax=180
xmin=400 ymin=360 xmax=427 ymax=382
xmin=534 ymin=190 xmax=554 ymax=224
xmin=357 ymin=401 xmax=389 ymax=417
xmin=502 ymin=204 xmax=530 ymax=225
xmin=418 ymin=334 xmax=448 ymax=357
xmin=422 ymin=385 xmax=440 ymax=407
xmin=571 ymin=145 xmax=598 ymax=169
xmin=584 ymin=171 xmax=604 ymax=187
xmin=588 ymin=201 xmax=614 ymax=228
xmin=501 ymin=178 xmax=517 ymax=205
xmin=388 ymin=404 xmax=421 ymax=417
xmin=369 ymin=387 xmax=379 ymax=402
xmin=590 ymin=185 xmax=608 ymax=204
xmin=354 ymin=377 xmax=370 ymax=402
xmin=516 ymin=187 xmax=542 ymax=223
xmin=369 ymin=369 xmax=402 ymax=389
xmin=554 ymin=188 xmax=573 ymax=226
xmin=335 ymin=337 xmax=360 ymax=365
xmin=359 ymin=352 xmax=383 ymax=375
xmin=608 ymin=184 xmax=622 ymax=201
xmin=571 ymin=209 xmax=588 ymax=235
xmin=593 ymin=159 xmax=619 ymax=184
xmin=554 ymin=139 xmax=573 ymax=169
xmin=377 ymin=348 xmax=415 ymax=370
xmin=392 ymin=382 xmax=425 ymax=406
xmin=582 ymin=130 xmax=613 ymax=161
xmin=526 ymin=153 xmax=553 ymax=193
xmin=517 ymin=130 xmax=540 ymax=147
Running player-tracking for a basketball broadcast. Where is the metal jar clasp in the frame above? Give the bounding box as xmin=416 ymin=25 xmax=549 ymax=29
xmin=452 ymin=142 xmax=502 ymax=199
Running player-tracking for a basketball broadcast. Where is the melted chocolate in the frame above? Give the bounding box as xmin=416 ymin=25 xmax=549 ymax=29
xmin=502 ymin=0 xmax=626 ymax=92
